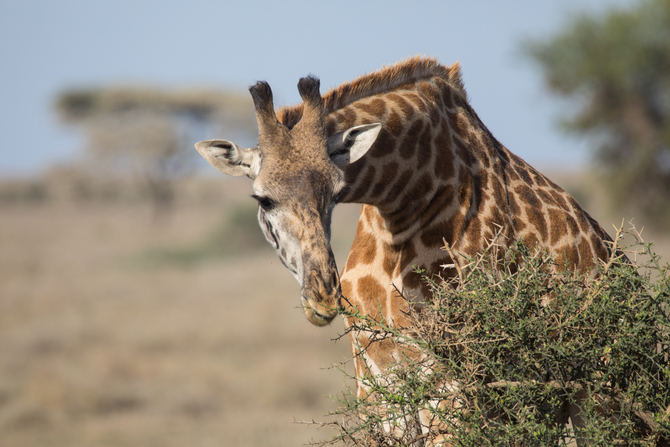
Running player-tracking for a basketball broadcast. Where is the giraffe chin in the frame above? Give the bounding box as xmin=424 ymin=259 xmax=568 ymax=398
xmin=301 ymin=296 xmax=338 ymax=327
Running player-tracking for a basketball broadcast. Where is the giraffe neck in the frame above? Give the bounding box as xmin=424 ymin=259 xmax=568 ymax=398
xmin=332 ymin=78 xmax=495 ymax=248
xmin=275 ymin=56 xmax=612 ymax=291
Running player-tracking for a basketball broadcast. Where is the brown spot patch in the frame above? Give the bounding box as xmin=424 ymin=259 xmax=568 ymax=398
xmin=433 ymin=136 xmax=454 ymax=181
xmin=515 ymin=185 xmax=541 ymax=210
xmin=405 ymin=172 xmax=434 ymax=202
xmin=438 ymin=116 xmax=452 ymax=138
xmin=428 ymin=104 xmax=442 ymax=129
xmin=591 ymin=233 xmax=608 ymax=261
xmin=575 ymin=211 xmax=591 ymax=233
xmin=388 ymin=93 xmax=416 ymax=120
xmin=343 ymin=168 xmax=374 ymax=202
xmin=421 ymin=222 xmax=449 ymax=248
xmin=464 ymin=216 xmax=483 ymax=255
xmin=341 ymin=279 xmax=353 ymax=303
xmin=386 ymin=110 xmax=403 ymax=137
xmin=433 ymin=78 xmax=455 ymax=109
xmin=453 ymin=137 xmax=476 ymax=167
xmin=371 ymin=128 xmax=395 ymax=158
xmin=547 ymin=208 xmax=567 ymax=246
xmin=565 ymin=214 xmax=580 ymax=238
xmin=457 ymin=168 xmax=472 ymax=207
xmin=417 ymin=125 xmax=433 ymax=167
xmin=336 ymin=107 xmax=357 ymax=128
xmin=382 ymin=170 xmax=413 ymax=206
xmin=522 ymin=233 xmax=539 ymax=250
xmin=354 ymin=99 xmax=385 ymax=118
xmin=533 ymin=172 xmax=548 ymax=188
xmin=512 ymin=216 xmax=527 ymax=233
xmin=400 ymin=120 xmax=424 ymax=159
xmin=369 ymin=98 xmax=387 ymax=118
xmin=381 ymin=161 xmax=400 ymax=183
xmin=536 ymin=189 xmax=557 ymax=207
xmin=559 ymin=243 xmax=580 ymax=270
xmin=420 ymin=185 xmax=456 ymax=227
xmin=345 ymin=230 xmax=377 ymax=269
xmin=578 ymin=237 xmax=594 ymax=272
xmin=568 ymin=196 xmax=583 ymax=212
xmin=478 ymin=145 xmax=491 ymax=169
xmin=402 ymin=267 xmax=425 ymax=291
xmin=370 ymin=161 xmax=400 ymax=199
xmin=406 ymin=93 xmax=428 ymax=112
xmin=399 ymin=240 xmax=418 ymax=272
xmin=515 ymin=166 xmax=533 ymax=184
xmin=484 ymin=206 xmax=506 ymax=232
xmin=549 ymin=189 xmax=570 ymax=211
xmin=356 ymin=275 xmax=386 ymax=302
xmin=525 ymin=203 xmax=548 ymax=243
xmin=420 ymin=212 xmax=465 ymax=248
xmin=448 ymin=111 xmax=467 ymax=136
xmin=360 ymin=165 xmax=377 ymax=188
xmin=370 ymin=182 xmax=385 ymax=199
xmin=505 ymin=166 xmax=520 ymax=182
xmin=476 ymin=171 xmax=489 ymax=207
xmin=507 ymin=192 xmax=521 ymax=216
xmin=343 ymin=156 xmax=366 ymax=186
xmin=510 ymin=153 xmax=526 ymax=168
xmin=490 ymin=176 xmax=506 ymax=204
xmin=382 ymin=248 xmax=399 ymax=277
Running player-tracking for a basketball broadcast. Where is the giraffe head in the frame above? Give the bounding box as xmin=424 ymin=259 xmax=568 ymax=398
xmin=196 ymin=77 xmax=382 ymax=326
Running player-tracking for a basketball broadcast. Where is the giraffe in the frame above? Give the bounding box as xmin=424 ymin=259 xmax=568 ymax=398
xmin=195 ymin=56 xmax=614 ymax=442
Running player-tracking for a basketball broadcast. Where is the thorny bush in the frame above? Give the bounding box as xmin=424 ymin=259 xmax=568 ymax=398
xmin=309 ymin=225 xmax=670 ymax=446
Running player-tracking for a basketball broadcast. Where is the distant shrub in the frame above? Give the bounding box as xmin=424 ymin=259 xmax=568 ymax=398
xmin=318 ymin=225 xmax=670 ymax=446
xmin=0 ymin=180 xmax=48 ymax=204
xmin=55 ymin=86 xmax=258 ymax=219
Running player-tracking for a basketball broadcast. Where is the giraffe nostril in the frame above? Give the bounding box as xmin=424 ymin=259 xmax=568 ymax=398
xmin=331 ymin=270 xmax=339 ymax=288
xmin=313 ymin=274 xmax=324 ymax=291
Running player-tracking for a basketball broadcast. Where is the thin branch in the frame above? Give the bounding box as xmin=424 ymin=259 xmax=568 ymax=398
xmin=442 ymin=238 xmax=464 ymax=284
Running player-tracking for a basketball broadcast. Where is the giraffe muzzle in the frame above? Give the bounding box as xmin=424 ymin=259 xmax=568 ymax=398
xmin=301 ymin=294 xmax=339 ymax=326
xmin=301 ymin=269 xmax=342 ymax=326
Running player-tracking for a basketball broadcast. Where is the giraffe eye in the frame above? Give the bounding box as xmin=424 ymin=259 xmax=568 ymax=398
xmin=252 ymin=195 xmax=275 ymax=211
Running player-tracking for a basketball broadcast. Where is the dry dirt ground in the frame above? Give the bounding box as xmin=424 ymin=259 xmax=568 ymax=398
xmin=0 ymin=174 xmax=667 ymax=447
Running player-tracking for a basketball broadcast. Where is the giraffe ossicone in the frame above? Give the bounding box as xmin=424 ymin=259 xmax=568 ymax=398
xmin=195 ymin=56 xmax=614 ymax=430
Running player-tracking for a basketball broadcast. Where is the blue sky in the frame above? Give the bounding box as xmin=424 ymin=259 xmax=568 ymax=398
xmin=0 ymin=0 xmax=635 ymax=176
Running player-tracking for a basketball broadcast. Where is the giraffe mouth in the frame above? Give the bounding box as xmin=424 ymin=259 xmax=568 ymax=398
xmin=301 ymin=295 xmax=339 ymax=326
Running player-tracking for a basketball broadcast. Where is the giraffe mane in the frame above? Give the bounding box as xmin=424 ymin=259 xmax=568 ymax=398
xmin=277 ymin=56 xmax=466 ymax=129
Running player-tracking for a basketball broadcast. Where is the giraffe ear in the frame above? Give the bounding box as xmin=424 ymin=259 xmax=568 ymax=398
xmin=195 ymin=140 xmax=261 ymax=179
xmin=326 ymin=123 xmax=382 ymax=167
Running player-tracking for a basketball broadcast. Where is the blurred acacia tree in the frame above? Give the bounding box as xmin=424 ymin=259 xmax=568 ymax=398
xmin=525 ymin=0 xmax=670 ymax=228
xmin=56 ymin=86 xmax=257 ymax=218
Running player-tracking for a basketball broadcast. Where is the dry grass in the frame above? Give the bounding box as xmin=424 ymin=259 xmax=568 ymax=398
xmin=0 ymin=179 xmax=360 ymax=447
